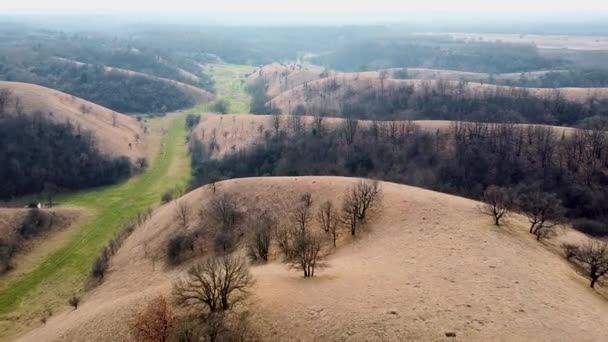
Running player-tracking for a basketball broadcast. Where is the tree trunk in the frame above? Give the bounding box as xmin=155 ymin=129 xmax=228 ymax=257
xmin=590 ymin=276 xmax=598 ymax=288
xmin=529 ymin=222 xmax=536 ymax=233
xmin=494 ymin=216 xmax=500 ymax=226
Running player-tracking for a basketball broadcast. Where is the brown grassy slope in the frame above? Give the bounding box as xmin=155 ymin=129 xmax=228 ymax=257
xmin=0 ymin=208 xmax=84 ymax=275
xmin=51 ymin=57 xmax=214 ymax=105
xmin=193 ymin=113 xmax=576 ymax=158
xmin=267 ymin=73 xmax=608 ymax=116
xmin=246 ymin=63 xmax=322 ymax=99
xmin=17 ymin=177 xmax=608 ymax=341
xmin=0 ymin=81 xmax=145 ymax=161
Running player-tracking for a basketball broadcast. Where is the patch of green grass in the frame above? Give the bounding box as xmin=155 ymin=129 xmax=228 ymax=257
xmin=0 ymin=114 xmax=191 ymax=326
xmin=200 ymin=64 xmax=256 ymax=114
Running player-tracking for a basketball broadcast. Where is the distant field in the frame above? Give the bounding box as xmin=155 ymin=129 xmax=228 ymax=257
xmin=0 ymin=114 xmax=191 ymax=340
xmin=199 ymin=64 xmax=256 ymax=114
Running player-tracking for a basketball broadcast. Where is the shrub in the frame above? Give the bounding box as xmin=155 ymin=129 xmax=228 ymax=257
xmin=562 ymin=243 xmax=579 ymax=259
xmin=68 ymin=295 xmax=80 ymax=310
xmin=161 ymin=191 xmax=173 ymax=204
xmin=130 ymin=296 xmax=174 ymax=342
xmin=166 ymin=234 xmax=194 ymax=265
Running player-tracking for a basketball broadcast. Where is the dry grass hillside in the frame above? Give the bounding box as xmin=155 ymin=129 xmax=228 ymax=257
xmin=246 ymin=63 xmax=322 ymax=99
xmin=17 ymin=177 xmax=608 ymax=341
xmin=267 ymin=73 xmax=608 ymax=116
xmin=193 ymin=113 xmax=576 ymax=158
xmin=52 ymin=57 xmax=215 ymax=105
xmin=0 ymin=208 xmax=84 ymax=276
xmin=0 ymin=81 xmax=146 ymax=161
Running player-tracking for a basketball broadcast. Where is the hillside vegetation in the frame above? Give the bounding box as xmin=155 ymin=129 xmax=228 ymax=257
xmin=15 ymin=177 xmax=608 ymax=341
xmin=0 ymin=81 xmax=145 ymax=160
xmin=191 ymin=114 xmax=608 ymax=237
xmin=265 ymin=74 xmax=608 ymax=126
xmin=0 ymin=114 xmax=191 ymax=340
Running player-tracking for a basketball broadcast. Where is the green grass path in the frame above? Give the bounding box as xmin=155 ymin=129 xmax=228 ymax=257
xmin=199 ymin=64 xmax=256 ymax=114
xmin=0 ymin=114 xmax=191 ymax=319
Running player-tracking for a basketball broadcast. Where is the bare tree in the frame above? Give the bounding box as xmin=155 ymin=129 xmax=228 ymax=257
xmin=316 ymin=201 xmax=339 ymax=247
xmin=203 ymin=193 xmax=242 ymax=252
xmin=247 ymin=212 xmax=274 ymax=262
xmin=517 ymin=188 xmax=564 ymax=239
xmin=341 ymin=180 xmax=383 ymax=236
xmin=14 ymin=96 xmax=24 ymax=116
xmin=174 ymin=199 xmax=190 ymax=230
xmin=173 ymin=255 xmax=253 ymax=312
xmin=290 ymin=193 xmax=313 ymax=234
xmin=272 ymin=114 xmax=281 ymax=136
xmin=479 ymin=185 xmax=513 ymax=226
xmin=0 ymin=89 xmax=12 ymax=117
xmin=573 ymin=241 xmax=608 ymax=288
xmin=342 ymin=117 xmax=359 ymax=145
xmin=283 ymin=231 xmax=328 ymax=277
xmin=130 ymin=295 xmax=174 ymax=342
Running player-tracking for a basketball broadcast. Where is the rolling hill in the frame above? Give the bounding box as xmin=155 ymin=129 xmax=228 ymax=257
xmin=51 ymin=57 xmax=215 ymax=106
xmin=15 ymin=177 xmax=608 ymax=341
xmin=0 ymin=81 xmax=146 ymax=161
xmin=193 ymin=113 xmax=576 ymax=159
xmin=265 ymin=74 xmax=608 ymax=123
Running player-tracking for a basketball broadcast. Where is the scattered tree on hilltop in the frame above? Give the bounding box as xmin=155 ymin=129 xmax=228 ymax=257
xmin=516 ymin=187 xmax=564 ymax=239
xmin=316 ymin=201 xmax=339 ymax=247
xmin=341 ymin=180 xmax=382 ymax=236
xmin=247 ymin=212 xmax=274 ymax=262
xmin=173 ymin=255 xmax=253 ymax=313
xmin=480 ymin=186 xmax=513 ymax=226
xmin=573 ymin=241 xmax=608 ymax=288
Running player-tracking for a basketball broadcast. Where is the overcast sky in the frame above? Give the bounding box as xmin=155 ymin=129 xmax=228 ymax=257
xmin=2 ymin=0 xmax=608 ymax=14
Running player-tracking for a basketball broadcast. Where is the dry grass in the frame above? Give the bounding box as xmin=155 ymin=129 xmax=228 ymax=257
xmin=267 ymin=74 xmax=608 ymax=116
xmin=0 ymin=81 xmax=146 ymax=161
xmin=16 ymin=177 xmax=608 ymax=341
xmin=193 ymin=113 xmax=576 ymax=159
xmin=246 ymin=63 xmax=322 ymax=99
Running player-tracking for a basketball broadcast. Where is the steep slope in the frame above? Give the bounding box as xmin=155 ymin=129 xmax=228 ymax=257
xmin=0 ymin=81 xmax=145 ymax=161
xmin=17 ymin=177 xmax=608 ymax=341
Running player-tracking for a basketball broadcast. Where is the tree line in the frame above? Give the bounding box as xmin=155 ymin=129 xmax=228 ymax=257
xmin=0 ymin=111 xmax=133 ymax=200
xmin=191 ymin=116 xmax=608 ymax=237
xmin=269 ymin=79 xmax=608 ymax=127
xmin=0 ymin=60 xmax=196 ymax=113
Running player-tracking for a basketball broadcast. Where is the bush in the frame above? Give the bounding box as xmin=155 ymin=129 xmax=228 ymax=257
xmin=161 ymin=191 xmax=173 ymax=204
xmin=91 ymin=247 xmax=110 ymax=280
xmin=166 ymin=234 xmax=194 ymax=265
xmin=213 ymin=99 xmax=230 ymax=114
xmin=68 ymin=295 xmax=80 ymax=309
xmin=572 ymin=218 xmax=608 ymax=237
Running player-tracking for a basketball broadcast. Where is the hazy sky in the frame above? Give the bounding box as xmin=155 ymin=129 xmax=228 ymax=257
xmin=2 ymin=0 xmax=608 ymax=14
